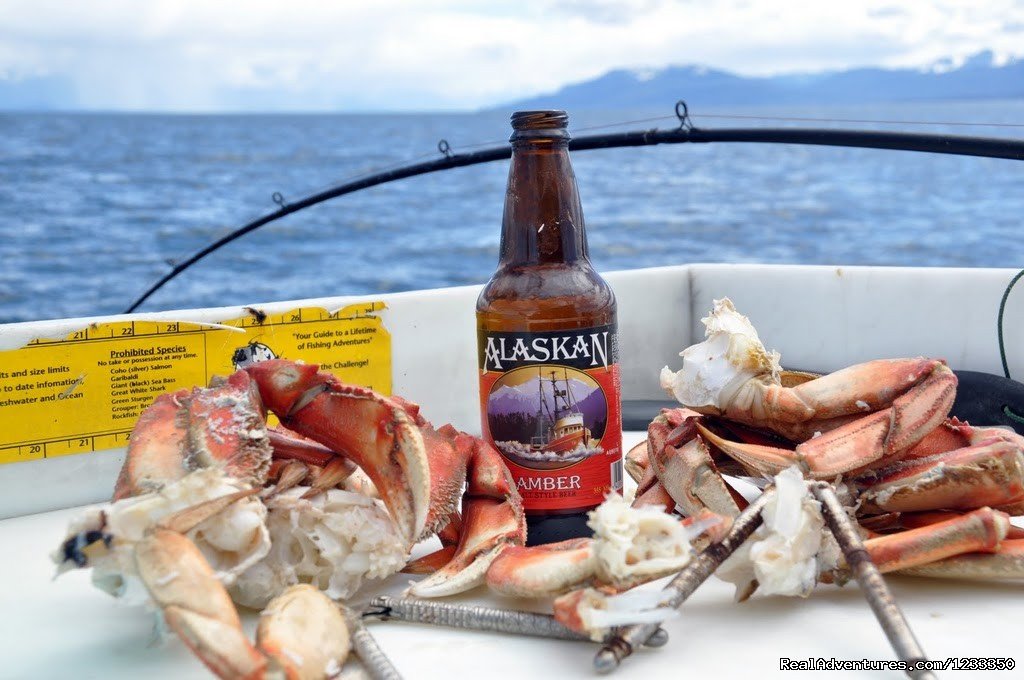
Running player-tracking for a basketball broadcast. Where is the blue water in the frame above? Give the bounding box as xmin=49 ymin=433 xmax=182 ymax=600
xmin=1 ymin=101 xmax=1023 ymax=324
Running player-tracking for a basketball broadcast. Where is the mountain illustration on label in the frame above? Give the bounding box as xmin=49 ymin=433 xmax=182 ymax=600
xmin=487 ymin=365 xmax=606 ymax=469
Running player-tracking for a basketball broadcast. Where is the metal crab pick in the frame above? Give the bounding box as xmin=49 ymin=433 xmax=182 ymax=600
xmin=365 ymin=596 xmax=669 ymax=647
xmin=594 ymin=482 xmax=938 ymax=680
xmin=594 ymin=487 xmax=776 ymax=673
xmin=343 ymin=606 xmax=404 ymax=680
xmin=810 ymin=481 xmax=937 ymax=680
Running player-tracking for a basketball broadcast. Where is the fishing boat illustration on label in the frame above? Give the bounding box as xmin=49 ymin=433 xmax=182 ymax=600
xmin=487 ymin=365 xmax=606 ymax=470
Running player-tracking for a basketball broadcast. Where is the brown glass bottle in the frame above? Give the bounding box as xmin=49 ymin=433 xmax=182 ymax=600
xmin=477 ymin=110 xmax=622 ymax=546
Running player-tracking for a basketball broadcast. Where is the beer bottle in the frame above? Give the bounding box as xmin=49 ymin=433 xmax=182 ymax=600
xmin=477 ymin=110 xmax=622 ymax=546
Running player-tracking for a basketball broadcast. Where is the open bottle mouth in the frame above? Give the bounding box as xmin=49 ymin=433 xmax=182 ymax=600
xmin=511 ymin=110 xmax=570 ymax=140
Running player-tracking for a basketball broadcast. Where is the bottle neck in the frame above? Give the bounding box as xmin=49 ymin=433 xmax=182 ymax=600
xmin=499 ymin=138 xmax=588 ymax=267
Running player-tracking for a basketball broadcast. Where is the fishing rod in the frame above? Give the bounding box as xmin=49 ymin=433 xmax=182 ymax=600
xmin=123 ymin=100 xmax=1024 ymax=313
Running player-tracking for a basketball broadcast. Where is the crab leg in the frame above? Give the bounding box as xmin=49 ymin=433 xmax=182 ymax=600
xmin=634 ymin=409 xmax=745 ymax=517
xmin=244 ymin=360 xmax=430 ymax=546
xmin=624 ymin=439 xmax=649 ymax=483
xmin=857 ymin=440 xmax=1024 ymax=513
xmin=484 ymin=500 xmax=721 ymax=599
xmin=694 ymin=361 xmax=958 ymax=480
xmin=485 ymin=538 xmax=596 ymax=598
xmin=762 ymin=358 xmax=954 ymax=436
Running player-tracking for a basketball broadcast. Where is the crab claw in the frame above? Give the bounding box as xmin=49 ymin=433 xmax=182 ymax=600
xmin=485 ymin=538 xmax=596 ymax=598
xmin=244 ymin=360 xmax=430 ymax=546
xmin=408 ymin=434 xmax=525 ymax=597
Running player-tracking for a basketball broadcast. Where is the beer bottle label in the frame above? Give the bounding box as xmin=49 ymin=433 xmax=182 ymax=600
xmin=477 ymin=323 xmax=623 ymax=513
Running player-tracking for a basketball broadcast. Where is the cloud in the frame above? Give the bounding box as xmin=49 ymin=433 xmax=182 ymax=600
xmin=0 ymin=0 xmax=1022 ymax=110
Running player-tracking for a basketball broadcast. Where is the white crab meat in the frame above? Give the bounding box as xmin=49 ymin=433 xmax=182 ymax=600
xmin=562 ymin=587 xmax=679 ymax=641
xmin=230 ymin=487 xmax=407 ymax=608
xmin=590 ymin=493 xmax=697 ymax=586
xmin=53 ymin=468 xmax=270 ymax=602
xmin=660 ymin=297 xmax=781 ymax=409
xmin=717 ymin=466 xmax=824 ymax=598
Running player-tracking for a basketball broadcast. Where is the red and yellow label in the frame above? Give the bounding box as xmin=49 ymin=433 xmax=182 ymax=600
xmin=478 ymin=323 xmax=622 ymax=513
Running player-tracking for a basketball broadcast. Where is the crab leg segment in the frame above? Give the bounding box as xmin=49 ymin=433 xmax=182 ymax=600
xmin=244 ymin=360 xmax=430 ymax=546
xmin=485 ymin=497 xmax=718 ymax=600
xmin=770 ymin=358 xmax=952 ymax=427
xmin=857 ymin=440 xmax=1024 ymax=514
xmin=624 ymin=439 xmax=649 ymax=483
xmin=408 ymin=435 xmax=525 ymax=597
xmin=656 ymin=436 xmax=744 ymax=518
xmin=135 ymin=528 xmax=267 ymax=680
xmin=636 ymin=409 xmax=744 ymax=517
xmin=862 ymin=507 xmax=1010 ymax=573
xmin=267 ymin=426 xmax=343 ymax=468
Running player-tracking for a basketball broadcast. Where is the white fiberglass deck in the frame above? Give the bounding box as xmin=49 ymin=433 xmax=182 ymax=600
xmin=1 ymin=264 xmax=1023 ymax=678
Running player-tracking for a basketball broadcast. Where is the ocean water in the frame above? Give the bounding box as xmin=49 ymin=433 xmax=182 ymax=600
xmin=1 ymin=101 xmax=1023 ymax=324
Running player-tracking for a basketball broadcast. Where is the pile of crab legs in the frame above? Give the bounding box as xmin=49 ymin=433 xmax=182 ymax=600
xmin=53 ymin=299 xmax=1024 ymax=679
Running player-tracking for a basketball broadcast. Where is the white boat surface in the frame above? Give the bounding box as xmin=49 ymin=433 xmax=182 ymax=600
xmin=0 ymin=262 xmax=1021 ymax=679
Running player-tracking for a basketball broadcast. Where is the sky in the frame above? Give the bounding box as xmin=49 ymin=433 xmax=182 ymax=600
xmin=1 ymin=0 xmax=1023 ymax=111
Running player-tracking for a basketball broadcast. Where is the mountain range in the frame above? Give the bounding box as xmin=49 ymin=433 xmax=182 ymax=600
xmin=3 ymin=52 xmax=1022 ymax=112
xmin=501 ymin=51 xmax=1024 ymax=110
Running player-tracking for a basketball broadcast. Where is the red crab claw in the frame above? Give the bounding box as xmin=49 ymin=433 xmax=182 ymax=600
xmin=244 ymin=359 xmax=430 ymax=546
xmin=406 ymin=431 xmax=526 ymax=597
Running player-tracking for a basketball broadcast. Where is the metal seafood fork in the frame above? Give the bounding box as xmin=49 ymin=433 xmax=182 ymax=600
xmin=363 ymin=595 xmax=670 ymax=646
xmin=349 ymin=595 xmax=670 ymax=679
xmin=593 ymin=483 xmax=938 ymax=680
